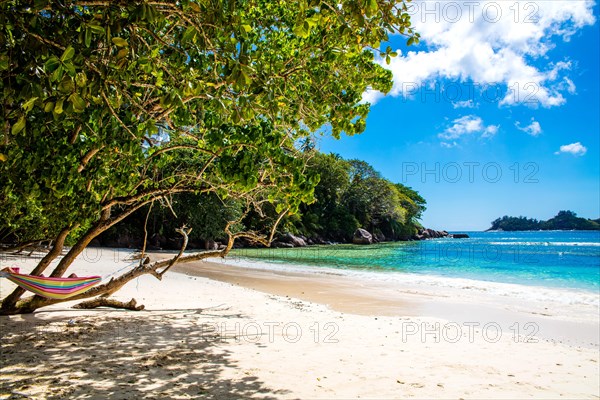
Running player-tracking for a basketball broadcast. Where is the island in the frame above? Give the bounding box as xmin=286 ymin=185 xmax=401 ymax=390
xmin=487 ymin=210 xmax=600 ymax=231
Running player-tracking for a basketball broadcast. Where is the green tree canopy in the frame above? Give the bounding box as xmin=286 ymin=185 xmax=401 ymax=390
xmin=291 ymin=153 xmax=426 ymax=241
xmin=0 ymin=0 xmax=419 ymax=314
xmin=488 ymin=211 xmax=600 ymax=231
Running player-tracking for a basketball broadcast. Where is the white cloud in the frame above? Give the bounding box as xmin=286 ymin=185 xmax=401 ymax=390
xmin=438 ymin=115 xmax=499 ymax=144
xmin=361 ymin=89 xmax=385 ymax=105
xmin=516 ymin=118 xmax=542 ymax=136
xmin=555 ymin=142 xmax=587 ymax=156
xmin=440 ymin=141 xmax=458 ymax=148
xmin=370 ymin=0 xmax=595 ymax=107
xmin=482 ymin=124 xmax=499 ymax=138
xmin=452 ymin=99 xmax=477 ymax=109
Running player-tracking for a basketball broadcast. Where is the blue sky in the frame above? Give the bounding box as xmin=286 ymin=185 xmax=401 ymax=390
xmin=319 ymin=0 xmax=599 ymax=231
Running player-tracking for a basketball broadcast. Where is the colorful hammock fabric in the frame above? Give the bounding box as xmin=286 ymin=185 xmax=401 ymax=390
xmin=0 ymin=267 xmax=101 ymax=300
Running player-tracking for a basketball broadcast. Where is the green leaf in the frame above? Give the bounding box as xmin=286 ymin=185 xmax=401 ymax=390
xmin=309 ymin=11 xmax=321 ymax=23
xmin=61 ymin=46 xmax=75 ymax=62
xmin=366 ymin=0 xmax=378 ymax=17
xmin=241 ymin=24 xmax=252 ymax=33
xmin=44 ymin=101 xmax=54 ymax=112
xmin=0 ymin=54 xmax=8 ymax=70
xmin=293 ymin=22 xmax=309 ymax=38
xmin=239 ymin=67 xmax=252 ymax=86
xmin=111 ymin=37 xmax=128 ymax=47
xmin=88 ymin=24 xmax=104 ymax=34
xmin=11 ymin=115 xmax=26 ymax=135
xmin=50 ymin=66 xmax=64 ymax=82
xmin=63 ymin=62 xmax=76 ymax=75
xmin=22 ymin=97 xmax=39 ymax=112
xmin=54 ymin=98 xmax=64 ymax=114
xmin=145 ymin=4 xmax=156 ymax=23
xmin=70 ymin=93 xmax=86 ymax=113
xmin=85 ymin=28 xmax=92 ymax=47
xmin=232 ymin=109 xmax=241 ymax=123
xmin=182 ymin=26 xmax=196 ymax=42
xmin=58 ymin=78 xmax=75 ymax=93
xmin=0 ymin=153 xmax=7 ymax=162
xmin=44 ymin=56 xmax=60 ymax=72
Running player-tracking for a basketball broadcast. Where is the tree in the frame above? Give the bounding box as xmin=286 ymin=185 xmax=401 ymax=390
xmin=487 ymin=211 xmax=600 ymax=231
xmin=0 ymin=0 xmax=419 ymax=314
xmin=296 ymin=152 xmax=356 ymax=239
xmin=100 ymin=192 xmax=245 ymax=248
xmin=293 ymin=153 xmax=426 ymax=242
xmin=542 ymin=211 xmax=600 ymax=230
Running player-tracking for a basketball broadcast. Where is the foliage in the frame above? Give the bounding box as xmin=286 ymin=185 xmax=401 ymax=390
xmin=0 ymin=0 xmax=419 ymax=312
xmin=489 ymin=211 xmax=600 ymax=231
xmin=489 ymin=216 xmax=541 ymax=231
xmin=100 ymin=193 xmax=244 ymax=248
xmin=0 ymin=0 xmax=418 ymax=245
xmin=295 ymin=153 xmax=426 ymax=241
xmin=541 ymin=211 xmax=600 ymax=230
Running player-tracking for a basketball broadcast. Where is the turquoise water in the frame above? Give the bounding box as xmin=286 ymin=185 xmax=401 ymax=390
xmin=231 ymin=231 xmax=600 ymax=292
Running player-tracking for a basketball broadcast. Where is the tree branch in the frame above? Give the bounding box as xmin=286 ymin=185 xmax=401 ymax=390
xmin=77 ymin=147 xmax=103 ymax=173
xmin=157 ymin=226 xmax=191 ymax=278
xmin=100 ymin=89 xmax=137 ymax=140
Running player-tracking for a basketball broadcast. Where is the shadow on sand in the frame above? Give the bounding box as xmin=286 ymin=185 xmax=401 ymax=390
xmin=1 ymin=308 xmax=292 ymax=399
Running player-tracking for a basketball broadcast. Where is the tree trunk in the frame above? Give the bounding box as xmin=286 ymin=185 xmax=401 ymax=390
xmin=0 ymin=203 xmax=150 ymax=314
xmin=49 ymin=210 xmax=112 ymax=278
xmin=1 ymin=198 xmax=280 ymax=315
xmin=0 ymin=227 xmax=72 ymax=314
xmin=2 ymin=231 xmax=225 ymax=315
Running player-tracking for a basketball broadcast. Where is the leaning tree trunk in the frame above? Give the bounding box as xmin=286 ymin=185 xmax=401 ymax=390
xmin=0 ymin=203 xmax=154 ymax=314
xmin=49 ymin=209 xmax=112 ymax=278
xmin=0 ymin=204 xmax=281 ymax=315
xmin=0 ymin=227 xmax=72 ymax=314
xmin=0 ymin=225 xmax=244 ymax=315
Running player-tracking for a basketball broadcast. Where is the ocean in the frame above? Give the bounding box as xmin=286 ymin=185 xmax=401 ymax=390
xmin=230 ymin=231 xmax=600 ymax=295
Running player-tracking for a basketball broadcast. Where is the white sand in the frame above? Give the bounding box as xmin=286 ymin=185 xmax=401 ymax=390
xmin=1 ymin=248 xmax=599 ymax=399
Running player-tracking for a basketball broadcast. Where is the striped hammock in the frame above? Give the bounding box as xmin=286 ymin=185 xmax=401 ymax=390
xmin=0 ymin=267 xmax=101 ymax=300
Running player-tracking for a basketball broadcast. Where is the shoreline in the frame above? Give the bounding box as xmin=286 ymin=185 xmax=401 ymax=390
xmin=173 ymin=256 xmax=600 ymax=348
xmin=217 ymin=251 xmax=600 ymax=299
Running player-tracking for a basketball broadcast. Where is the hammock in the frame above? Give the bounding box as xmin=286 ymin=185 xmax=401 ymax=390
xmin=0 ymin=267 xmax=101 ymax=300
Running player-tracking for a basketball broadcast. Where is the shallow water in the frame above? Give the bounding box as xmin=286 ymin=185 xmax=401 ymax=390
xmin=231 ymin=231 xmax=600 ymax=293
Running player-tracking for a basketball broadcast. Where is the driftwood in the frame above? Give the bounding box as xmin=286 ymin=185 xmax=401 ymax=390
xmin=73 ymin=297 xmax=145 ymax=311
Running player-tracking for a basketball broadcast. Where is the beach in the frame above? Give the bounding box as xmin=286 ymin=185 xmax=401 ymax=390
xmin=1 ymin=248 xmax=599 ymax=399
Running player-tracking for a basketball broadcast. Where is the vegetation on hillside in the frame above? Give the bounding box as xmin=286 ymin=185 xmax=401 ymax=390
xmin=99 ymin=152 xmax=427 ymax=248
xmin=295 ymin=153 xmax=425 ymax=241
xmin=489 ymin=211 xmax=600 ymax=231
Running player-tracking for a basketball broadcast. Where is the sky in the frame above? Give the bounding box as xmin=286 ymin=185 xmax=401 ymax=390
xmin=318 ymin=0 xmax=600 ymax=231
